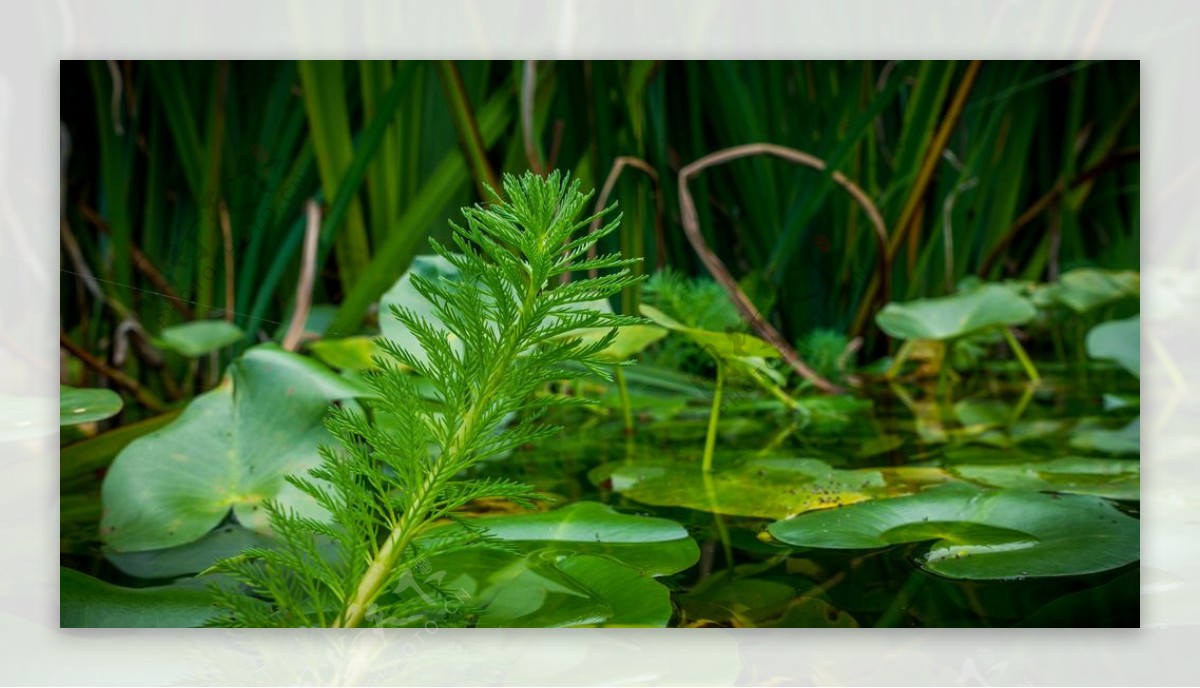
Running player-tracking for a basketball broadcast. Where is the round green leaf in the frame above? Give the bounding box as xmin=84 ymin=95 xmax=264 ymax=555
xmin=106 ymin=525 xmax=277 ymax=580
xmin=1070 ymin=417 xmax=1140 ymax=455
xmin=875 ymin=284 xmax=1037 ymax=341
xmin=768 ymin=483 xmax=1138 ymax=579
xmin=1043 ymin=268 xmax=1139 ymax=314
xmin=100 ymin=345 xmax=366 ymax=552
xmin=1087 ymin=315 xmax=1140 ymax=378
xmin=950 ymin=457 xmax=1139 ymax=501
xmin=640 ymin=304 xmax=779 ymax=359
xmin=60 ymin=386 xmax=123 ymax=426
xmin=592 ymin=454 xmax=949 ymax=520
xmin=420 ymin=502 xmax=699 ymax=627
xmin=157 ymin=320 xmax=245 ymax=358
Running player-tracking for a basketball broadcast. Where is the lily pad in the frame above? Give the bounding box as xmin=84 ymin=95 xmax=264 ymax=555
xmin=875 ymin=284 xmax=1037 ymax=341
xmin=640 ymin=304 xmax=779 ymax=359
xmin=106 ymin=525 xmax=277 ymax=580
xmin=592 ymin=454 xmax=949 ymax=520
xmin=1070 ymin=417 xmax=1140 ymax=455
xmin=420 ymin=502 xmax=699 ymax=627
xmin=101 ymin=345 xmax=366 ymax=552
xmin=60 ymin=567 xmax=217 ymax=628
xmin=1087 ymin=315 xmax=1140 ymax=378
xmin=157 ymin=320 xmax=244 ymax=357
xmin=60 ymin=386 xmax=123 ymax=426
xmin=1041 ymin=268 xmax=1139 ymax=314
xmin=950 ymin=457 xmax=1139 ymax=500
xmin=767 ymin=483 xmax=1138 ymax=579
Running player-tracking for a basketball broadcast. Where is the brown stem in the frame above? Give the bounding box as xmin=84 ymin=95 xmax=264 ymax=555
xmin=678 ymin=143 xmax=890 ymax=394
xmin=60 ymin=331 xmax=166 ymax=412
xmin=219 ymin=200 xmax=236 ymax=323
xmin=282 ymin=201 xmax=321 ymax=351
xmin=849 ymin=60 xmax=983 ymax=337
xmin=78 ymin=202 xmax=194 ymax=319
xmin=585 ymin=156 xmax=665 ymax=277
xmin=976 ymin=147 xmax=1140 ymax=278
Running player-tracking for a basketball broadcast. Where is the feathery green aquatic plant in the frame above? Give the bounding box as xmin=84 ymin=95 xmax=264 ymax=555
xmin=206 ymin=172 xmax=642 ymax=627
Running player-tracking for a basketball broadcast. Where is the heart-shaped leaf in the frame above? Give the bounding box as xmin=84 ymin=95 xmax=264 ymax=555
xmin=60 ymin=386 xmax=123 ymax=426
xmin=419 ymin=502 xmax=699 ymax=627
xmin=101 ymin=345 xmax=366 ymax=552
xmin=768 ymin=483 xmax=1138 ymax=579
xmin=875 ymin=284 xmax=1037 ymax=341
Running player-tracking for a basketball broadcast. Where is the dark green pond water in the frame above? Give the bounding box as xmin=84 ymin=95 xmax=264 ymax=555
xmin=480 ymin=368 xmax=1140 ymax=627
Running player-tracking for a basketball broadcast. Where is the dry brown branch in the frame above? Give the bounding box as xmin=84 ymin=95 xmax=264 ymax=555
xmin=60 ymin=330 xmax=166 ymax=412
xmin=282 ymin=201 xmax=322 ymax=352
xmin=219 ymin=200 xmax=236 ymax=323
xmin=586 ymin=156 xmax=665 ymax=277
xmin=678 ymin=143 xmax=890 ymax=395
xmin=78 ymin=202 xmax=193 ymax=319
xmin=977 ymin=147 xmax=1140 ymax=278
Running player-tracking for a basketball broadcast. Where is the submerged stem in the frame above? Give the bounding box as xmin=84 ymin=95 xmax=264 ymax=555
xmin=615 ymin=365 xmax=634 ymax=434
xmin=702 ymin=360 xmax=725 ymax=474
xmin=1001 ymin=326 xmax=1041 ymax=385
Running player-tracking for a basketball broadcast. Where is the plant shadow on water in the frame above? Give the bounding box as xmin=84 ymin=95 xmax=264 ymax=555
xmin=482 ymin=369 xmax=1140 ymax=628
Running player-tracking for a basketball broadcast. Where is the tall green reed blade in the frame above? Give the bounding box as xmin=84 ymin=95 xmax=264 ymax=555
xmin=87 ymin=61 xmax=136 ymax=292
xmin=298 ymin=61 xmax=372 ymax=290
xmin=328 ymin=83 xmax=515 ymax=336
xmin=207 ymin=172 xmax=643 ymax=628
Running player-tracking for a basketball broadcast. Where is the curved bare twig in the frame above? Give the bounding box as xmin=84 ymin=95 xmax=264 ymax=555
xmin=282 ymin=201 xmax=322 ymax=352
xmin=586 ymin=156 xmax=664 ymax=277
xmin=678 ymin=143 xmax=891 ymax=395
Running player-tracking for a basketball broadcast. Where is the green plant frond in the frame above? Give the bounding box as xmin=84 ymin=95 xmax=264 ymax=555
xmin=209 ymin=171 xmax=641 ymax=627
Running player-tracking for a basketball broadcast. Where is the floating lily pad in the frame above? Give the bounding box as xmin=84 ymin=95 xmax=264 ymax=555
xmin=106 ymin=525 xmax=278 ymax=580
xmin=875 ymin=284 xmax=1037 ymax=341
xmin=640 ymin=304 xmax=778 ymax=359
xmin=60 ymin=567 xmax=217 ymax=628
xmin=1087 ymin=315 xmax=1140 ymax=378
xmin=768 ymin=483 xmax=1138 ymax=579
xmin=950 ymin=457 xmax=1139 ymax=500
xmin=592 ymin=454 xmax=949 ymax=520
xmin=421 ymin=502 xmax=699 ymax=627
xmin=59 ymin=386 xmax=122 ymax=426
xmin=62 ymin=410 xmax=182 ymax=491
xmin=157 ymin=320 xmax=244 ymax=357
xmin=1070 ymin=417 xmax=1140 ymax=455
xmin=1042 ymin=268 xmax=1139 ymax=314
xmin=101 ymin=345 xmax=366 ymax=552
